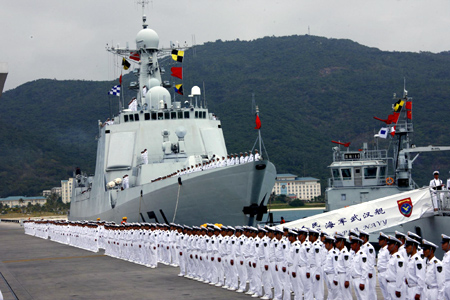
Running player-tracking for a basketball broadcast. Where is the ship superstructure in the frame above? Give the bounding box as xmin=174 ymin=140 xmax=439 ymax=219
xmin=69 ymin=8 xmax=276 ymax=226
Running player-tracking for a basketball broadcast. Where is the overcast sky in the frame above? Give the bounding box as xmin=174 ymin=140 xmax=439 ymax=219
xmin=1 ymin=0 xmax=450 ymax=91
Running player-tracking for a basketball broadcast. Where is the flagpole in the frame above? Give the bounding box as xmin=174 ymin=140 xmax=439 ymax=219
xmin=256 ymin=105 xmax=262 ymax=155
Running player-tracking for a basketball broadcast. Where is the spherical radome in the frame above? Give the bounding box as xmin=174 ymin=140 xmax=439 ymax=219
xmin=136 ymin=28 xmax=159 ymax=50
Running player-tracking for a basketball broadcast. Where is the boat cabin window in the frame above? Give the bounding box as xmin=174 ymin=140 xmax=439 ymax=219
xmin=202 ymin=111 xmax=206 ymax=119
xmin=129 ymin=114 xmax=134 ymax=121
xmin=364 ymin=167 xmax=377 ymax=179
xmin=164 ymin=112 xmax=170 ymax=119
xmin=171 ymin=112 xmax=176 ymax=119
xmin=124 ymin=115 xmax=129 ymax=122
xmin=134 ymin=114 xmax=139 ymax=121
xmin=158 ymin=112 xmax=163 ymax=120
xmin=195 ymin=111 xmax=198 ymax=118
xmin=341 ymin=169 xmax=352 ymax=180
xmin=178 ymin=111 xmax=183 ymax=119
xmin=152 ymin=112 xmax=157 ymax=120
xmin=145 ymin=113 xmax=150 ymax=120
xmin=332 ymin=169 xmax=340 ymax=180
xmin=184 ymin=111 xmax=190 ymax=119
xmin=379 ymin=166 xmax=386 ymax=178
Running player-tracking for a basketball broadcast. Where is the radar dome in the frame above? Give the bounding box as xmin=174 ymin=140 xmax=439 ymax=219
xmin=175 ymin=126 xmax=187 ymax=139
xmin=148 ymin=78 xmax=161 ymax=89
xmin=145 ymin=86 xmax=172 ymax=109
xmin=136 ymin=28 xmax=159 ymax=50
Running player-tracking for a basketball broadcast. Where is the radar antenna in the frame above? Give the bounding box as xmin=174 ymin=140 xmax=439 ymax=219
xmin=137 ymin=0 xmax=150 ymax=28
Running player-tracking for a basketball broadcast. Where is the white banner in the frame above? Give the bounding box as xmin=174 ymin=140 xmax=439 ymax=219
xmin=283 ymin=188 xmax=434 ymax=236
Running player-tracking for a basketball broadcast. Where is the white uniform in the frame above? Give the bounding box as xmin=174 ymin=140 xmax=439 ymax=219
xmin=376 ymin=245 xmax=390 ymax=299
xmin=424 ymin=256 xmax=444 ymax=300
xmin=430 ymin=178 xmax=444 ymax=208
xmin=351 ymin=249 xmax=370 ymax=300
xmin=141 ymin=151 xmax=148 ymax=164
xmin=323 ymin=247 xmax=339 ymax=300
xmin=361 ymin=241 xmax=377 ymax=298
xmin=385 ymin=253 xmax=406 ymax=300
xmin=336 ymin=246 xmax=352 ymax=300
xmin=405 ymin=252 xmax=426 ymax=299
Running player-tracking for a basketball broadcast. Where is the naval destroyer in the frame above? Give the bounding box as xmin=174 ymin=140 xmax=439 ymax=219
xmin=325 ymin=88 xmax=450 ymax=255
xmin=69 ymin=9 xmax=276 ymax=226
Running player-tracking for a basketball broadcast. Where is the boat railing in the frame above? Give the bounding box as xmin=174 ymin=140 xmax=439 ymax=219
xmin=431 ymin=190 xmax=450 ymax=215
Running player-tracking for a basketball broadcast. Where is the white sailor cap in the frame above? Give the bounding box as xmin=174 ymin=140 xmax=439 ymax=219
xmin=407 ymin=231 xmax=421 ymax=240
xmin=405 ymin=236 xmax=420 ymax=246
xmin=387 ymin=235 xmax=402 ymax=245
xmin=249 ymin=226 xmax=258 ymax=232
xmin=422 ymin=239 xmax=438 ymax=250
xmin=287 ymin=229 xmax=297 ymax=236
xmin=441 ymin=234 xmax=450 ymax=243
xmin=334 ymin=232 xmax=346 ymax=240
xmin=378 ymin=232 xmax=389 ymax=240
xmin=359 ymin=230 xmax=370 ymax=237
xmin=297 ymin=227 xmax=309 ymax=234
xmin=213 ymin=225 xmax=221 ymax=231
xmin=395 ymin=230 xmax=407 ymax=239
xmin=434 ymin=170 xmax=440 ymax=175
xmin=274 ymin=227 xmax=284 ymax=234
xmin=349 ymin=229 xmax=359 ymax=237
xmin=309 ymin=228 xmax=320 ymax=236
xmin=324 ymin=236 xmax=335 ymax=243
xmin=349 ymin=236 xmax=363 ymax=244
xmin=258 ymin=228 xmax=267 ymax=233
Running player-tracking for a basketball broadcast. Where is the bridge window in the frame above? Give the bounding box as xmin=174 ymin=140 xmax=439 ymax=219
xmin=152 ymin=112 xmax=157 ymax=120
xmin=178 ymin=111 xmax=183 ymax=119
xmin=171 ymin=112 xmax=176 ymax=119
xmin=184 ymin=111 xmax=190 ymax=119
xmin=134 ymin=114 xmax=139 ymax=121
xmin=341 ymin=169 xmax=352 ymax=180
xmin=145 ymin=113 xmax=150 ymax=120
xmin=124 ymin=115 xmax=129 ymax=122
xmin=332 ymin=169 xmax=339 ymax=180
xmin=129 ymin=114 xmax=134 ymax=121
xmin=158 ymin=112 xmax=163 ymax=120
xmin=364 ymin=167 xmax=377 ymax=179
xmin=165 ymin=112 xmax=170 ymax=119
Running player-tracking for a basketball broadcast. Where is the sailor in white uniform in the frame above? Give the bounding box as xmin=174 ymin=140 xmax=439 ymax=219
xmin=441 ymin=233 xmax=450 ymax=299
xmin=248 ymin=150 xmax=254 ymax=162
xmin=254 ymin=149 xmax=261 ymax=161
xmin=323 ymin=236 xmax=339 ymax=300
xmin=141 ymin=149 xmax=148 ymax=165
xmin=385 ymin=236 xmax=406 ymax=300
xmin=422 ymin=239 xmax=443 ymax=300
xmin=376 ymin=232 xmax=390 ymax=300
xmin=122 ymin=175 xmax=129 ymax=189
xmin=405 ymin=237 xmax=426 ymax=299
xmin=349 ymin=236 xmax=369 ymax=300
xmin=430 ymin=171 xmax=444 ymax=209
xmin=359 ymin=230 xmax=376 ymax=298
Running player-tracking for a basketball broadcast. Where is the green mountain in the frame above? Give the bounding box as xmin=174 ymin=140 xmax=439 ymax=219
xmin=2 ymin=34 xmax=450 ymax=197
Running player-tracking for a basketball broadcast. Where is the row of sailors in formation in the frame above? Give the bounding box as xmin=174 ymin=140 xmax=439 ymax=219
xmin=22 ymin=220 xmax=450 ymax=300
xmin=119 ymin=150 xmax=260 ymax=187
xmin=148 ymin=150 xmax=261 ymax=183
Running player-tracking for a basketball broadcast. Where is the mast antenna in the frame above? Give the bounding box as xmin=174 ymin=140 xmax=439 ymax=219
xmin=403 ymin=77 xmax=408 ymax=97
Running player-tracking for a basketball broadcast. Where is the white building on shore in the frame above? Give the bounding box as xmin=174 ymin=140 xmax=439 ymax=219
xmin=0 ymin=196 xmax=47 ymax=208
xmin=272 ymin=174 xmax=321 ymax=201
xmin=61 ymin=178 xmax=74 ymax=204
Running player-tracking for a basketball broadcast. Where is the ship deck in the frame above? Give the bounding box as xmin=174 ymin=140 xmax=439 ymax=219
xmin=0 ymin=222 xmax=384 ymax=299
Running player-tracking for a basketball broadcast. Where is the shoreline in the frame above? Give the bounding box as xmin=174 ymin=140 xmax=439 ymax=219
xmin=269 ymin=207 xmax=325 ymax=211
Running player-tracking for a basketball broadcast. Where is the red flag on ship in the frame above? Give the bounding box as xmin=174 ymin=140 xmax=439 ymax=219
xmin=119 ymin=74 xmax=122 ymax=85
xmin=255 ymin=115 xmax=261 ymax=129
xmin=129 ymin=52 xmax=140 ymax=62
xmin=171 ymin=67 xmax=183 ymax=79
xmin=331 ymin=141 xmax=351 ymax=147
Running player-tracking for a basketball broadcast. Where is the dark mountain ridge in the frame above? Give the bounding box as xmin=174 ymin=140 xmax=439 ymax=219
xmin=2 ymin=34 xmax=450 ymax=197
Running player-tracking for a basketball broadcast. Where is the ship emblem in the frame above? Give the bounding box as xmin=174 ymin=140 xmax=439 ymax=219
xmin=397 ymin=197 xmax=413 ymax=217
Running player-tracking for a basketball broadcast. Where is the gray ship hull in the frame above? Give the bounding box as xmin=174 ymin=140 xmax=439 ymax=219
xmin=69 ymin=160 xmax=276 ymax=226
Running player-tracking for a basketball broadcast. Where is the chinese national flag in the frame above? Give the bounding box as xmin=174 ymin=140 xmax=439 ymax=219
xmin=255 ymin=115 xmax=261 ymax=129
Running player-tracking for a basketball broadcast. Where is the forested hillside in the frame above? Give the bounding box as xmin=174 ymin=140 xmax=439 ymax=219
xmin=2 ymin=34 xmax=450 ymax=197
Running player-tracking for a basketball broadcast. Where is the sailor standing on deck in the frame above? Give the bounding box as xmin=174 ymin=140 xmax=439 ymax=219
xmin=254 ymin=149 xmax=261 ymax=161
xmin=141 ymin=149 xmax=148 ymax=165
xmin=122 ymin=175 xmax=129 ymax=190
xmin=430 ymin=171 xmax=444 ymax=209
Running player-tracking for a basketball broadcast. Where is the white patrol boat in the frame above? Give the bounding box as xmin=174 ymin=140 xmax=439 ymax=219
xmin=325 ymin=88 xmax=450 ymax=256
xmin=68 ymin=6 xmax=276 ymax=226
